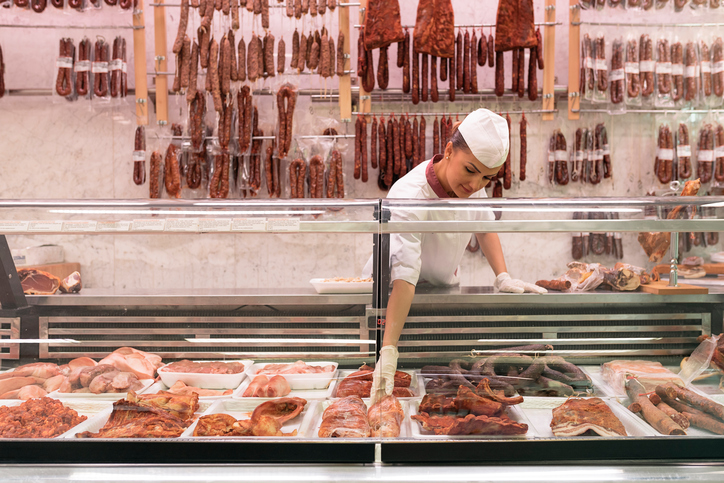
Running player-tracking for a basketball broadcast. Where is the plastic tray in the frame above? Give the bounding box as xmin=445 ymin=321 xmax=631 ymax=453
xmin=181 ymin=398 xmax=317 ymax=438
xmin=246 ymin=362 xmax=338 ymax=390
xmin=519 ymin=396 xmax=657 ymax=438
xmin=311 ymin=398 xmax=411 ymax=439
xmin=49 ymin=379 xmax=155 ymax=401
xmin=157 ymin=360 xmax=253 ymax=390
xmin=0 ymin=399 xmax=112 ymax=439
xmin=309 ymin=278 xmax=373 ymax=294
xmin=60 ymin=399 xmax=214 ymax=439
xmin=332 ymin=370 xmax=424 ymax=400
xmin=234 ymin=377 xmax=337 ymax=400
xmin=409 ymin=399 xmax=534 ymax=439
xmin=142 ymin=380 xmax=245 ymax=400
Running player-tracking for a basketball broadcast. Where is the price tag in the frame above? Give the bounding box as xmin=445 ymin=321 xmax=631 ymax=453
xmin=715 ymin=146 xmax=724 ymax=158
xmin=131 ymin=219 xmax=166 ymax=231
xmin=0 ymin=221 xmax=30 ymax=232
xmin=602 ymin=144 xmax=611 ymax=156
xmin=714 ymin=61 xmax=724 ymax=74
xmin=231 ymin=218 xmax=267 ymax=231
xmin=267 ymin=218 xmax=301 ymax=232
xmin=56 ymin=57 xmax=73 ymax=69
xmin=585 ymin=57 xmax=594 ymax=69
xmin=657 ymin=148 xmax=674 ymax=161
xmin=595 ymin=149 xmax=604 ymax=161
xmin=91 ymin=62 xmax=109 ymax=74
xmin=639 ymin=60 xmax=655 ymax=72
xmin=95 ymin=221 xmax=132 ymax=232
xmin=672 ymin=63 xmax=684 ymax=76
xmin=610 ymin=69 xmax=625 ymax=82
xmin=685 ymin=65 xmax=697 ymax=78
xmin=122 ymin=62 xmax=128 ymax=73
xmin=74 ymin=60 xmax=91 ymax=73
xmin=595 ymin=59 xmax=608 ymax=71
xmin=625 ymin=62 xmax=640 ymax=74
xmin=576 ymin=151 xmax=585 ymax=162
xmin=701 ymin=61 xmax=712 ymax=74
xmin=554 ymin=150 xmax=568 ymax=162
xmin=109 ymin=59 xmax=123 ymax=71
xmin=677 ymin=145 xmax=692 ymax=158
xmin=655 ymin=62 xmax=672 ymax=74
xmin=133 ymin=150 xmax=146 ymax=162
xmin=165 ymin=219 xmax=199 ymax=232
xmin=198 ymin=219 xmax=232 ymax=232
xmin=62 ymin=221 xmax=97 ymax=232
xmin=698 ymin=150 xmax=715 ymax=162
xmin=28 ymin=221 xmax=64 ymax=232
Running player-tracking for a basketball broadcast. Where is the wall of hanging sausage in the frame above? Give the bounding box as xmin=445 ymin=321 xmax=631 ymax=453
xmin=1 ymin=1 xmax=724 ymax=290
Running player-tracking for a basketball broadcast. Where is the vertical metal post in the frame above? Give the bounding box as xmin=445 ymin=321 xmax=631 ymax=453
xmin=0 ymin=235 xmax=26 ymax=310
xmin=669 ymin=232 xmax=679 ymax=287
xmin=371 ymin=200 xmax=390 ymax=361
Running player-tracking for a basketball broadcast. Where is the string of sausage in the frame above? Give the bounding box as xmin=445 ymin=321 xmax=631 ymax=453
xmin=289 ymin=158 xmax=307 ymax=198
xmin=75 ymin=38 xmax=90 ymax=97
xmin=133 ymin=127 xmax=146 ymax=186
xmin=655 ymin=124 xmax=674 ymax=184
xmin=715 ymin=124 xmax=724 ymax=182
xmin=309 ymin=155 xmax=325 ymax=198
xmin=56 ymin=38 xmax=74 ymax=97
xmin=249 ymin=107 xmax=263 ymax=194
xmin=187 ymin=90 xmax=204 ymax=189
xmin=519 ymin=113 xmax=527 ymax=181
xmin=265 ymin=139 xmax=277 ymax=197
xmin=276 ymin=83 xmax=297 ymax=159
xmin=164 ymin=143 xmax=182 ymax=198
xmin=94 ymin=39 xmax=110 ymax=97
xmin=238 ymin=85 xmax=253 ymax=155
xmin=678 ymin=122 xmax=692 ymax=180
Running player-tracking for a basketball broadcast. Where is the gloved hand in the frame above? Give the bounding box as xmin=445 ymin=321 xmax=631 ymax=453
xmin=370 ymin=345 xmax=399 ymax=405
xmin=494 ymin=272 xmax=547 ymax=294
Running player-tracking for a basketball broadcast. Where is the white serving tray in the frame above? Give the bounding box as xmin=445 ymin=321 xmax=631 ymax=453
xmin=246 ymin=362 xmax=338 ymax=390
xmin=519 ymin=396 xmax=657 ymax=438
xmin=0 ymin=399 xmax=113 ymax=439
xmin=234 ymin=377 xmax=337 ymax=400
xmin=311 ymin=398 xmax=411 ymax=439
xmin=157 ymin=360 xmax=253 ymax=389
xmin=309 ymin=278 xmax=373 ymax=294
xmin=142 ymin=380 xmax=244 ymax=400
xmin=49 ymin=379 xmax=155 ymax=401
xmin=332 ymin=370 xmax=424 ymax=400
xmin=60 ymin=398 xmax=213 ymax=439
xmin=181 ymin=398 xmax=316 ymax=438
xmin=409 ymin=399 xmax=534 ymax=439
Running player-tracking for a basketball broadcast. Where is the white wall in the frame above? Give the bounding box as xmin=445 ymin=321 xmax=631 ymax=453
xmin=1 ymin=1 xmax=723 ymax=289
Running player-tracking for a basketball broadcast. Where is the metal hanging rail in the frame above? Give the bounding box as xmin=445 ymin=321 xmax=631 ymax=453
xmin=0 ymin=23 xmax=139 ymax=29
xmin=352 ymin=109 xmax=558 ymax=116
xmin=354 ymin=22 xmax=561 ymax=29
xmin=574 ymin=108 xmax=724 ymax=114
xmin=572 ymin=20 xmax=724 ymax=27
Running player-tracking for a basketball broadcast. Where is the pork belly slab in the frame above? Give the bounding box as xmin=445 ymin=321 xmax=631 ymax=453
xmin=550 ymin=398 xmax=627 ymax=437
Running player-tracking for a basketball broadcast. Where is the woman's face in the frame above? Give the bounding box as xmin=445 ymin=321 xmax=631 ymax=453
xmin=443 ymin=142 xmax=501 ymax=198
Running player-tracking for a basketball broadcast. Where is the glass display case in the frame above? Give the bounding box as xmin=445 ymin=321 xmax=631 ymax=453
xmin=2 ymin=196 xmax=724 ymax=469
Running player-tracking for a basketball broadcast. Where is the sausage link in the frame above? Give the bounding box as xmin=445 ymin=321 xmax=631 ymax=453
xmin=264 ymin=33 xmax=276 ymax=77
xmin=611 ymin=39 xmax=624 ymax=104
xmin=377 ymin=45 xmax=389 ymax=89
xmin=656 ymin=124 xmax=674 ymax=184
xmin=519 ymin=113 xmax=527 ymax=181
xmin=336 ymin=32 xmax=346 ymax=76
xmin=517 ymin=48 xmax=525 ymax=98
xmin=599 ymin=123 xmax=612 ymax=179
xmin=392 ymin=116 xmax=402 ymax=176
xmin=528 ymin=47 xmax=537 ymax=101
xmin=512 ymin=47 xmax=519 ymax=93
xmin=449 ymin=46 xmax=456 ymax=102
xmin=412 ymin=43 xmax=420 ymax=104
xmin=698 ymin=124 xmax=715 ymax=183
xmin=536 ymin=28 xmax=544 ymax=69
xmin=277 ymin=37 xmax=286 ymax=74
xmin=657 ymin=38 xmax=672 ymax=95
xmin=150 ymin=151 xmax=162 ymax=198
xmin=494 ymin=51 xmax=504 ymax=97
xmin=399 ymin=116 xmax=408 ymax=177
xmin=715 ymin=124 xmax=724 ymax=182
xmin=595 ymin=35 xmax=608 ymax=93
xmin=470 ymin=33 xmax=478 ymax=94
xmin=309 ymin=155 xmax=324 ymax=198
xmin=385 ymin=117 xmax=395 ymax=187
xmin=421 ymin=53 xmax=429 ymax=101
xmin=671 ymin=42 xmax=684 ymax=101
xmin=133 ymin=127 xmax=146 ymax=186
xmin=685 ymin=41 xmax=698 ymax=102
xmin=478 ymin=31 xmax=487 ymax=66
xmin=463 ymin=30 xmax=471 ymax=94
xmin=318 ymin=30 xmax=329 ymax=77
xmin=440 ymin=56 xmax=448 ymax=82
xmin=679 ymin=122 xmax=692 ymax=179
xmin=626 ymin=39 xmax=640 ymax=98
xmin=701 ymin=41 xmax=712 ymax=97
xmin=433 ymin=117 xmax=440 ymax=155
xmin=488 ymin=33 xmax=495 ymax=67
xmin=370 ymin=116 xmax=378 ymax=169
xmin=220 ymin=36 xmax=231 ymax=95
xmin=714 ymin=38 xmax=724 ymax=97
xmin=419 ymin=116 xmax=426 ymax=162
xmin=402 ymin=29 xmax=411 ymax=93
xmin=555 ymin=130 xmax=569 ymax=185
xmin=238 ymin=85 xmax=252 ymax=154
xmin=76 ymin=38 xmax=90 ymax=97
xmin=504 ymin=113 xmax=512 ymax=189
xmin=173 ymin=0 xmax=190 ymax=55
xmin=363 ymin=37 xmax=375 ymax=92
xmin=412 ymin=117 xmax=420 ymax=167
xmin=291 ymin=30 xmax=300 ymax=70
xmin=361 ymin=116 xmax=368 ymax=182
xmin=456 ymin=31 xmax=463 ymax=90
xmin=354 ymin=117 xmax=362 ymax=180
xmin=247 ymin=34 xmax=260 ymax=82
xmin=404 ymin=115 xmax=413 ymax=160
xmin=430 ymin=56 xmax=439 ymax=102
xmin=583 ymin=34 xmax=595 ymax=92
xmin=164 ymin=143 xmax=182 ymax=198
xmin=640 ymin=34 xmax=654 ymax=97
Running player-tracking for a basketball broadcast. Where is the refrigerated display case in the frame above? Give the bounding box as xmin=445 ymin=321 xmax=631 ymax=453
xmin=2 ymin=196 xmax=724 ymax=474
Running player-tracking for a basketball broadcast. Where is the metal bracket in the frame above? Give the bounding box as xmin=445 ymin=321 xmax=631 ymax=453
xmin=569 ymin=91 xmax=580 ymax=98
xmin=157 ymin=120 xmax=168 ymax=126
xmin=136 ymin=98 xmax=147 ymax=104
xmin=545 ymin=4 xmax=556 ymax=10
xmin=155 ymin=55 xmax=166 ymax=62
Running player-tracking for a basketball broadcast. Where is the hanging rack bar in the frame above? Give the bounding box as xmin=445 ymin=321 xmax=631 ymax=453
xmin=157 ymin=134 xmax=353 ymax=140
xmin=150 ymin=1 xmax=359 ymax=5
xmin=574 ymin=108 xmax=724 ymax=114
xmin=572 ymin=21 xmax=724 ymax=27
xmin=354 ymin=22 xmax=561 ymax=29
xmin=0 ymin=24 xmax=138 ymax=29
xmin=352 ymin=109 xmax=558 ymax=116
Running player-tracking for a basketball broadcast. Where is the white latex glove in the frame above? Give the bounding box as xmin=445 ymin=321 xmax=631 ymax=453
xmin=370 ymin=345 xmax=399 ymax=405
xmin=494 ymin=272 xmax=547 ymax=294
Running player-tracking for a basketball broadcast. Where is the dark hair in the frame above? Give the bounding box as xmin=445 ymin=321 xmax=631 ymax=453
xmin=448 ymin=121 xmax=472 ymax=153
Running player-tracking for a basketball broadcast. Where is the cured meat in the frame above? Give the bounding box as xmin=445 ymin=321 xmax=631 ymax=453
xmin=162 ymin=360 xmax=246 ymax=374
xmin=17 ymin=269 xmax=60 ymax=295
xmin=412 ymin=412 xmax=528 ymax=436
xmin=0 ymin=398 xmax=87 ymax=438
xmin=318 ymin=396 xmax=371 ymax=437
xmin=250 ymin=397 xmax=307 ymax=423
xmin=59 ymin=271 xmax=82 ymax=293
xmin=551 ymin=398 xmax=627 ymax=437
xmin=194 ymin=413 xmax=297 ymax=437
xmin=494 ymin=0 xmax=536 ymax=52
xmin=368 ymin=396 xmax=403 ymax=437
xmin=413 ymin=0 xmax=455 ymax=59
xmin=602 ymin=360 xmax=683 ymax=393
xmin=127 ymin=390 xmax=199 ymax=420
xmin=363 ymin=0 xmax=404 ymax=51
xmin=76 ymin=398 xmax=191 ymax=438
xmin=257 ymin=360 xmax=334 ymax=375
xmin=455 ymin=386 xmax=504 ymax=417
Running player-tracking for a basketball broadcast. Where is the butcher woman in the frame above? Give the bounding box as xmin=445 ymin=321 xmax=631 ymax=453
xmin=364 ymin=109 xmax=546 ymax=404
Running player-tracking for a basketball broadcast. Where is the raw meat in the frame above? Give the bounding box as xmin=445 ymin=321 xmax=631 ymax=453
xmin=0 ymin=362 xmax=61 ymax=380
xmin=368 ymin=396 xmax=403 ymax=437
xmin=17 ymin=269 xmax=60 ymax=295
xmin=318 ymin=396 xmax=371 ymax=438
xmin=551 ymin=397 xmax=627 ymax=437
xmin=413 ymin=0 xmax=455 ymax=58
xmin=98 ymin=347 xmax=163 ymax=380
xmin=412 ymin=412 xmax=528 ymax=436
xmin=602 ymin=360 xmax=683 ymax=394
xmin=257 ymin=360 xmax=334 ymax=375
xmin=250 ymin=397 xmax=307 ymax=423
xmin=59 ymin=271 xmax=82 ymax=293
xmin=162 ymin=360 xmax=246 ymax=374
xmin=242 ymin=375 xmax=291 ymax=397
xmin=243 ymin=375 xmax=270 ymax=397
xmin=167 ymin=381 xmax=233 ymax=397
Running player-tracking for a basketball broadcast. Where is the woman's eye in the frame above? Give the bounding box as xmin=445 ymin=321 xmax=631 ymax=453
xmin=465 ymin=167 xmax=474 ymax=174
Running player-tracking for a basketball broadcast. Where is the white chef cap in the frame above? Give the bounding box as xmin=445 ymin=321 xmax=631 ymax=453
xmin=457 ymin=109 xmax=510 ymax=169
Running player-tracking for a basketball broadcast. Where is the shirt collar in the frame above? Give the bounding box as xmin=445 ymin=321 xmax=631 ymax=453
xmin=426 ymin=154 xmax=456 ymax=198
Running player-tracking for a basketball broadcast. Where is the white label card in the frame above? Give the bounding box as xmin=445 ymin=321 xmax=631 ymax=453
xmin=657 ymin=148 xmax=674 ymax=161
xmin=198 ymin=219 xmax=232 ymax=232
xmin=699 ymin=150 xmax=715 ymax=162
xmin=625 ymin=62 xmax=640 ymax=74
xmin=554 ymin=150 xmax=568 ymax=162
xmin=639 ymin=60 xmax=655 ymax=72
xmin=95 ymin=221 xmax=132 ymax=232
xmin=56 ymin=57 xmax=73 ymax=69
xmin=62 ymin=221 xmax=97 ymax=232
xmin=595 ymin=59 xmax=608 ymax=71
xmin=266 ymin=218 xmax=301 ymax=232
xmin=656 ymin=62 xmax=672 ymax=74
xmin=672 ymin=64 xmax=684 ymax=76
xmin=131 ymin=219 xmax=166 ymax=231
xmin=0 ymin=221 xmax=30 ymax=232
xmin=91 ymin=62 xmax=109 ymax=74
xmin=715 ymin=146 xmax=724 ymax=157
xmin=133 ymin=151 xmax=146 ymax=162
xmin=677 ymin=145 xmax=692 ymax=157
xmin=28 ymin=221 xmax=64 ymax=232
xmin=231 ymin=218 xmax=268 ymax=231
xmin=714 ymin=61 xmax=724 ymax=74
xmin=610 ymin=69 xmax=625 ymax=82
xmin=701 ymin=61 xmax=712 ymax=73
xmin=74 ymin=60 xmax=91 ymax=73
xmin=685 ymin=66 xmax=697 ymax=78
xmin=165 ymin=219 xmax=199 ymax=232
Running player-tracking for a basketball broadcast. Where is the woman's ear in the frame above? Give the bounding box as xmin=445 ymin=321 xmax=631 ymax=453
xmin=443 ymin=142 xmax=452 ymax=159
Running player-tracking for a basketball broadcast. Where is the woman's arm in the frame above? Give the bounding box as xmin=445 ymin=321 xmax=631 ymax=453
xmin=475 ymin=232 xmax=507 ymax=276
xmin=382 ymin=279 xmax=416 ymax=347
